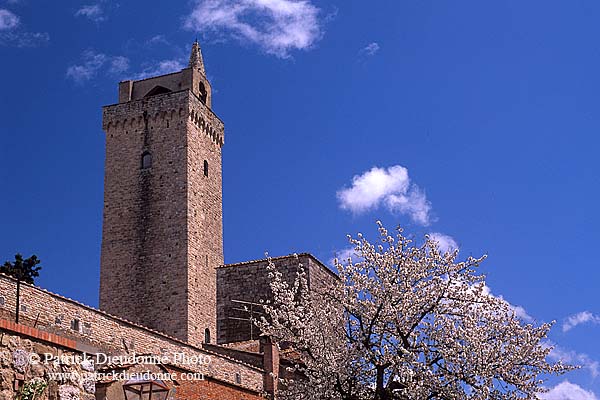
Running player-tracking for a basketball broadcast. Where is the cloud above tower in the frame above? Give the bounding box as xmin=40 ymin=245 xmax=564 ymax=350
xmin=0 ymin=8 xmax=48 ymax=47
xmin=75 ymin=4 xmax=106 ymax=23
xmin=66 ymin=50 xmax=130 ymax=83
xmin=184 ymin=0 xmax=322 ymax=58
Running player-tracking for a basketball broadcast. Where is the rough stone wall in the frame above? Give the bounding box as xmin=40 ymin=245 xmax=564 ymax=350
xmin=100 ymin=89 xmax=224 ymax=346
xmin=120 ymin=65 xmax=212 ymax=107
xmin=186 ymin=93 xmax=223 ymax=347
xmin=216 ymin=254 xmax=338 ymax=344
xmin=203 ymin=344 xmax=263 ymax=369
xmin=0 ymin=323 xmax=264 ymax=400
xmin=100 ymin=91 xmax=190 ymax=341
xmin=305 ymin=255 xmax=339 ymax=294
xmin=0 ymin=332 xmax=95 ymax=400
xmin=0 ymin=275 xmax=263 ymax=393
xmin=130 ymin=72 xmax=186 ymax=100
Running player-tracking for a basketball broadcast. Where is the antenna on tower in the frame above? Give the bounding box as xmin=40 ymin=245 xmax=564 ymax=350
xmin=227 ymin=299 xmax=265 ymax=340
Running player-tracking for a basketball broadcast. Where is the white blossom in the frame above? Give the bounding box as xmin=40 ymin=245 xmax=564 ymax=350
xmin=257 ymin=223 xmax=573 ymax=400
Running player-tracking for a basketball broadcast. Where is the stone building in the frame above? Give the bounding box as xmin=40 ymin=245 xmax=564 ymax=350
xmin=0 ymin=41 xmax=337 ymax=399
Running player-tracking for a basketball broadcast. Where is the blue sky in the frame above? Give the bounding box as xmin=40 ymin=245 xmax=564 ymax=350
xmin=0 ymin=0 xmax=599 ymax=397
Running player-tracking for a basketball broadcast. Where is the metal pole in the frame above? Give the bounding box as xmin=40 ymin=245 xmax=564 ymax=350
xmin=250 ymin=302 xmax=253 ymax=340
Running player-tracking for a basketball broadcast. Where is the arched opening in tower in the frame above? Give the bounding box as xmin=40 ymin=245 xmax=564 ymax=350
xmin=199 ymin=82 xmax=208 ymax=104
xmin=144 ymin=85 xmax=172 ymax=97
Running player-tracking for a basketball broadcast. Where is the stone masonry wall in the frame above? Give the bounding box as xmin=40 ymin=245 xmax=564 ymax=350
xmin=100 ymin=89 xmax=224 ymax=346
xmin=186 ymin=92 xmax=224 ymax=347
xmin=130 ymin=72 xmax=186 ymax=101
xmin=216 ymin=254 xmax=339 ymax=344
xmin=0 ymin=331 xmax=95 ymax=400
xmin=0 ymin=274 xmax=264 ymax=393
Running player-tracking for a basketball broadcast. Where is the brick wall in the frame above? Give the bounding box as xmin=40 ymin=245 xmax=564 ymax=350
xmin=166 ymin=368 xmax=263 ymax=400
xmin=94 ymin=362 xmax=264 ymax=400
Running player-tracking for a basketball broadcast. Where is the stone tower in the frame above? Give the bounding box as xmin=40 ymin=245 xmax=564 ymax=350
xmin=99 ymin=41 xmax=223 ymax=346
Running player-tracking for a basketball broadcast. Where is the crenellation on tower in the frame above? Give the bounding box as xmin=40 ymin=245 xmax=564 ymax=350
xmin=103 ymin=90 xmax=223 ymax=146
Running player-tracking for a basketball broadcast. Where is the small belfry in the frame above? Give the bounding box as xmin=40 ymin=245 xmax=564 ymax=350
xmin=99 ymin=41 xmax=224 ymax=346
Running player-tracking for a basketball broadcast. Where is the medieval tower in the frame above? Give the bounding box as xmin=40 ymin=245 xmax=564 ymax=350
xmin=99 ymin=41 xmax=223 ymax=346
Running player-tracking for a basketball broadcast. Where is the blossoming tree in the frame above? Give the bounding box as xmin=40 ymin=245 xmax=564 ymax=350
xmin=257 ymin=223 xmax=572 ymax=400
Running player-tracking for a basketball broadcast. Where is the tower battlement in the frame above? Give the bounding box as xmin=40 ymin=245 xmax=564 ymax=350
xmin=103 ymin=90 xmax=224 ymax=147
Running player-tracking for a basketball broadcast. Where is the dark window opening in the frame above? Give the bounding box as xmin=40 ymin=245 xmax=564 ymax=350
xmin=142 ymin=151 xmax=152 ymax=169
xmin=199 ymin=82 xmax=207 ymax=104
xmin=144 ymin=85 xmax=172 ymax=97
xmin=235 ymin=372 xmax=242 ymax=384
xmin=204 ymin=328 xmax=211 ymax=343
xmin=203 ymin=160 xmax=209 ymax=177
xmin=71 ymin=319 xmax=80 ymax=331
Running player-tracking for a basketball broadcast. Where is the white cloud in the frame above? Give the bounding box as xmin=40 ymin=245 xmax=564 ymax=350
xmin=109 ymin=56 xmax=130 ymax=74
xmin=334 ymin=247 xmax=356 ymax=262
xmin=0 ymin=8 xmax=19 ymax=30
xmin=540 ymin=381 xmax=598 ymax=400
xmin=66 ymin=50 xmax=129 ymax=83
xmin=75 ymin=4 xmax=105 ymax=22
xmin=134 ymin=59 xmax=186 ymax=80
xmin=0 ymin=9 xmax=49 ymax=47
xmin=0 ymin=31 xmax=48 ymax=47
xmin=360 ymin=42 xmax=380 ymax=56
xmin=329 ymin=247 xmax=363 ymax=267
xmin=428 ymin=232 xmax=458 ymax=253
xmin=548 ymin=345 xmax=599 ymax=378
xmin=563 ymin=311 xmax=600 ymax=333
xmin=66 ymin=51 xmax=107 ymax=83
xmin=146 ymin=35 xmax=170 ymax=46
xmin=511 ymin=304 xmax=534 ymax=322
xmin=185 ymin=0 xmax=322 ymax=58
xmin=67 ymin=50 xmax=186 ymax=83
xmin=481 ymin=284 xmax=534 ymax=323
xmin=337 ymin=165 xmax=433 ymax=226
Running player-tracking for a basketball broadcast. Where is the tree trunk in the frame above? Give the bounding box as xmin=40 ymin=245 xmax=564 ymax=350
xmin=375 ymin=365 xmax=389 ymax=400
